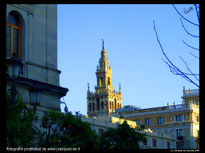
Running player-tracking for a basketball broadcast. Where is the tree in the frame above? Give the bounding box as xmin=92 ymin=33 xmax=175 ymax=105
xmin=38 ymin=110 xmax=99 ymax=149
xmin=6 ymin=93 xmax=38 ymax=147
xmin=139 ymin=125 xmax=146 ymax=131
xmin=99 ymin=121 xmax=146 ymax=149
xmin=153 ymin=4 xmax=199 ymax=88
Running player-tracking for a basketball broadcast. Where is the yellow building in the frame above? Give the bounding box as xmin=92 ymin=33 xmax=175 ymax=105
xmin=81 ymin=115 xmax=177 ymax=149
xmin=87 ymin=40 xmax=122 ymax=117
xmin=117 ymin=87 xmax=199 ymax=149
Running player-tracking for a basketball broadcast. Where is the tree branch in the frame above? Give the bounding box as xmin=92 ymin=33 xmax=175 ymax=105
xmin=182 ymin=40 xmax=199 ymax=50
xmin=189 ymin=52 xmax=199 ymax=59
xmin=194 ymin=4 xmax=200 ymax=23
xmin=180 ymin=18 xmax=199 ymax=38
xmin=153 ymin=21 xmax=199 ymax=87
xmin=179 ymin=56 xmax=199 ymax=81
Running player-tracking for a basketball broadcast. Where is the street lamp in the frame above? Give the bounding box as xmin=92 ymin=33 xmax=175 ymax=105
xmin=6 ymin=53 xmax=23 ymax=105
xmin=7 ymin=53 xmax=23 ymax=80
xmin=75 ymin=111 xmax=80 ymax=117
xmin=30 ymin=83 xmax=42 ymax=112
xmin=60 ymin=101 xmax=68 ymax=113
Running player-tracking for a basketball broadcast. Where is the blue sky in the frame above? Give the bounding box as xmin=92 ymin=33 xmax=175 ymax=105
xmin=57 ymin=4 xmax=199 ymax=115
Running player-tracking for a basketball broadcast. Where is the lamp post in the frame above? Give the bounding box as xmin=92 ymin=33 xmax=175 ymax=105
xmin=75 ymin=111 xmax=80 ymax=117
xmin=30 ymin=83 xmax=42 ymax=112
xmin=6 ymin=53 xmax=23 ymax=105
xmin=60 ymin=101 xmax=68 ymax=113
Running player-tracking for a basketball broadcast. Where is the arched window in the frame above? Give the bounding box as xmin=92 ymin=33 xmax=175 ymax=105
xmin=6 ymin=11 xmax=21 ymax=59
xmin=108 ymin=77 xmax=110 ymax=85
xmin=99 ymin=78 xmax=102 ymax=87
xmin=97 ymin=98 xmax=100 ymax=110
xmin=92 ymin=103 xmax=95 ymax=111
xmin=114 ymin=99 xmax=117 ymax=109
xmin=104 ymin=101 xmax=107 ymax=110
xmin=88 ymin=103 xmax=92 ymax=112
xmin=101 ymin=101 xmax=104 ymax=110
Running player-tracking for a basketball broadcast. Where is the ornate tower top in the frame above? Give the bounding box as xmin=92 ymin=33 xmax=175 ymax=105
xmin=87 ymin=40 xmax=122 ymax=118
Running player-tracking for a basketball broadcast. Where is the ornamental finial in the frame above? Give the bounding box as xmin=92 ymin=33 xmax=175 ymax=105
xmin=101 ymin=38 xmax=104 ymax=50
xmin=87 ymin=83 xmax=90 ymax=91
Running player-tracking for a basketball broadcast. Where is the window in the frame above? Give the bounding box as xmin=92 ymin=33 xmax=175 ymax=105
xmin=185 ymin=114 xmax=190 ymax=121
xmin=176 ymin=115 xmax=182 ymax=122
xmin=7 ymin=11 xmax=21 ymax=60
xmin=98 ymin=77 xmax=103 ymax=87
xmin=108 ymin=77 xmax=110 ymax=85
xmin=196 ymin=116 xmax=199 ymax=122
xmin=103 ymin=101 xmax=107 ymax=110
xmin=114 ymin=99 xmax=117 ymax=110
xmin=88 ymin=103 xmax=91 ymax=112
xmin=152 ymin=139 xmax=157 ymax=147
xmin=135 ymin=120 xmax=139 ymax=127
xmin=145 ymin=118 xmax=151 ymax=126
xmin=101 ymin=101 xmax=104 ymax=110
xmin=158 ymin=117 xmax=164 ymax=125
xmin=176 ymin=129 xmax=183 ymax=137
xmin=109 ymin=101 xmax=112 ymax=109
xmin=92 ymin=103 xmax=95 ymax=111
xmin=96 ymin=98 xmax=100 ymax=110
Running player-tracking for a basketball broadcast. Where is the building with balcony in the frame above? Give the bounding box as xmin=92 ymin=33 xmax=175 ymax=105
xmin=116 ymin=87 xmax=199 ymax=149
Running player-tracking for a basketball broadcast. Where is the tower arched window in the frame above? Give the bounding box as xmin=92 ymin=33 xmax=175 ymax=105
xmin=99 ymin=78 xmax=102 ymax=87
xmin=88 ymin=103 xmax=92 ymax=112
xmin=6 ymin=11 xmax=21 ymax=59
xmin=101 ymin=101 xmax=104 ymax=110
xmin=109 ymin=101 xmax=111 ymax=109
xmin=114 ymin=99 xmax=117 ymax=109
xmin=92 ymin=103 xmax=95 ymax=111
xmin=97 ymin=98 xmax=100 ymax=111
xmin=108 ymin=77 xmax=110 ymax=85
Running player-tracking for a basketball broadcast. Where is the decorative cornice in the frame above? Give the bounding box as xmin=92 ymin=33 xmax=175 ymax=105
xmin=6 ymin=76 xmax=68 ymax=97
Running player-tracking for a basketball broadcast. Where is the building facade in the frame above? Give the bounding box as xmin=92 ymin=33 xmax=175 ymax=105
xmin=117 ymin=87 xmax=199 ymax=149
xmin=6 ymin=4 xmax=68 ymax=128
xmin=87 ymin=40 xmax=122 ymax=117
xmin=81 ymin=115 xmax=176 ymax=149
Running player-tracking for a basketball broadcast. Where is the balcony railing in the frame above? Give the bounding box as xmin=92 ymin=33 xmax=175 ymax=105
xmin=183 ymin=89 xmax=199 ymax=97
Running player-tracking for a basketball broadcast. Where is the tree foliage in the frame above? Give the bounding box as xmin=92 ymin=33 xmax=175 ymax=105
xmin=6 ymin=93 xmax=147 ymax=149
xmin=6 ymin=93 xmax=38 ymax=147
xmin=37 ymin=110 xmax=99 ymax=149
xmin=99 ymin=121 xmax=146 ymax=149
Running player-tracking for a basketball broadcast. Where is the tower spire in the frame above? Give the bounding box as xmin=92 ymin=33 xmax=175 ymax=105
xmin=102 ymin=38 xmax=104 ymax=50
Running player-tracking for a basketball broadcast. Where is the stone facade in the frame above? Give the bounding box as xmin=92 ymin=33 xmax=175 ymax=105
xmin=6 ymin=4 xmax=68 ymax=121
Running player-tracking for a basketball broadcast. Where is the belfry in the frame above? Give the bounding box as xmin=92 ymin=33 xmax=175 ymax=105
xmin=87 ymin=40 xmax=122 ymax=117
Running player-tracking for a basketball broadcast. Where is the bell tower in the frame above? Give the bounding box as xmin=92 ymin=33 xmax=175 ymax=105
xmin=87 ymin=40 xmax=122 ymax=117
